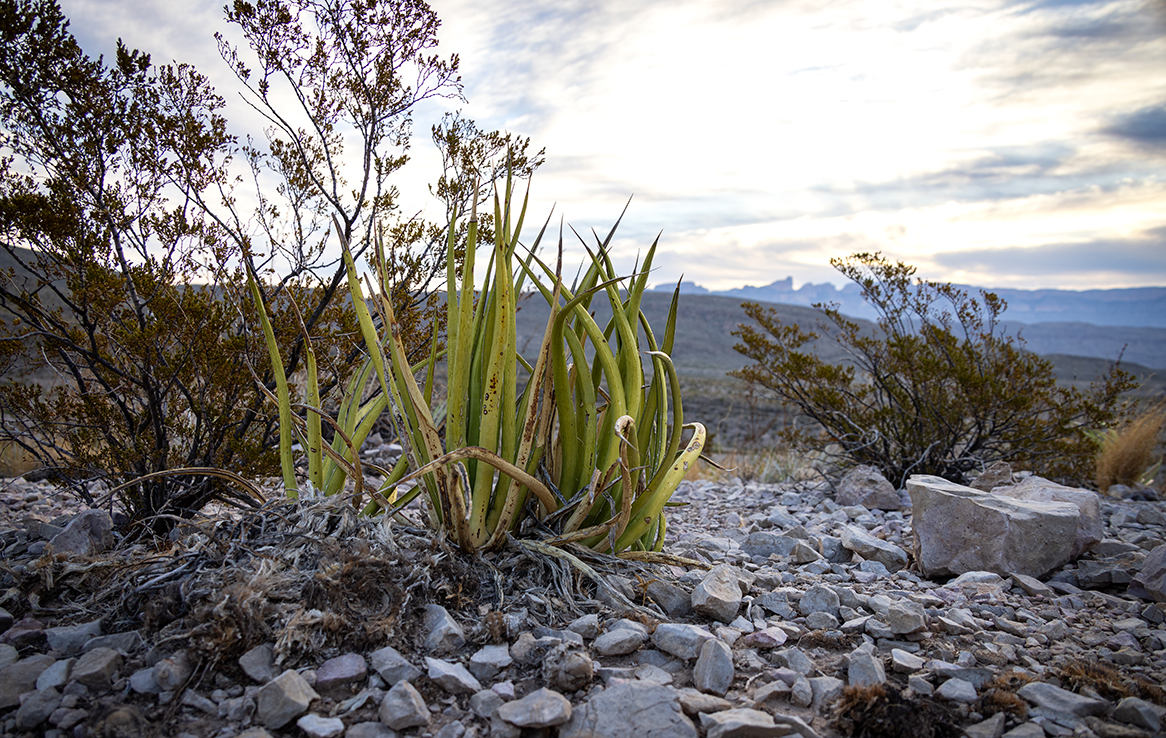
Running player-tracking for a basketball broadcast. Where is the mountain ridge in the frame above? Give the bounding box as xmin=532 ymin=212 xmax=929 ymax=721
xmin=656 ymin=278 xmax=1166 ymax=329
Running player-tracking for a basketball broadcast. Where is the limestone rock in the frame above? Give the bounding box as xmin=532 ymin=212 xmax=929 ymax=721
xmin=993 ymin=475 xmax=1102 ymax=556
xmin=239 ymin=643 xmax=279 ymax=684
xmin=369 ymin=645 xmax=422 ymax=686
xmin=378 ymin=680 xmax=429 ymax=730
xmin=71 ymin=647 xmax=122 ymax=690
xmin=559 ymin=681 xmax=697 ymax=738
xmin=425 ymin=657 xmax=481 ymax=694
xmin=936 ymin=678 xmax=977 ymax=702
xmin=314 ymin=653 xmax=367 ymax=696
xmin=0 ymin=654 xmax=55 ymax=708
xmin=1017 ymin=681 xmax=1108 ymax=716
xmin=497 ymin=687 xmax=572 ymax=728
xmin=907 ymin=475 xmax=1080 ymax=577
xmin=839 ymin=525 xmax=907 ymax=572
xmin=468 ymin=644 xmax=513 ymax=682
xmin=847 ymin=651 xmax=885 ymax=688
xmin=423 ymin=604 xmax=466 ymax=654
xmin=692 ymin=564 xmax=744 ymax=623
xmin=969 ymin=461 xmax=1013 ymax=492
xmin=49 ymin=509 xmax=113 ymax=556
xmin=595 ymin=627 xmax=647 ymax=656
xmin=693 ymin=638 xmax=734 ymax=696
xmin=14 ymin=687 xmax=61 ymax=731
xmin=653 ymin=623 xmax=716 ymax=660
xmin=699 ymin=707 xmax=797 ymax=738
xmin=256 ymin=669 xmax=320 ymax=730
xmin=1131 ymin=544 xmax=1166 ymax=602
xmin=836 ymin=465 xmax=901 ymax=510
xmin=296 ymin=714 xmax=345 ymax=738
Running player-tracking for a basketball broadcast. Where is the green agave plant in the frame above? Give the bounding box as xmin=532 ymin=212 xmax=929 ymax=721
xmin=252 ymin=167 xmax=703 ymax=554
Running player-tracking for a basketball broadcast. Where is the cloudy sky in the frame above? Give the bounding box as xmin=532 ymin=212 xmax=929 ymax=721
xmin=56 ymin=0 xmax=1166 ymax=291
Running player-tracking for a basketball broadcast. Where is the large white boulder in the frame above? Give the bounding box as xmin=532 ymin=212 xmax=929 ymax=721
xmin=991 ymin=476 xmax=1102 ymax=557
xmin=906 ymin=475 xmax=1080 ymax=578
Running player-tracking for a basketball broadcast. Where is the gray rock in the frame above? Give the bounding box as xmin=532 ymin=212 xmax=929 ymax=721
xmin=0 ymin=654 xmax=55 ymax=708
xmin=847 ymin=651 xmax=885 ymax=688
xmin=0 ymin=644 xmax=17 ymax=670
xmin=559 ymin=681 xmax=697 ymax=738
xmin=1131 ymin=544 xmax=1166 ymax=602
xmin=423 ymin=604 xmax=466 ymax=653
xmin=468 ymin=644 xmax=513 ymax=681
xmin=645 ymin=580 xmax=694 ymax=618
xmin=14 ymin=686 xmax=61 ymax=731
xmin=653 ymin=623 xmax=715 ymax=660
xmin=805 ymin=612 xmax=839 ymax=630
xmin=798 ymin=584 xmax=840 ymax=617
xmin=378 ymin=680 xmax=429 ymax=730
xmin=809 ymin=676 xmax=844 ymax=713
xmin=471 ymin=689 xmax=505 ymax=718
xmin=154 ymin=650 xmax=194 ymax=692
xmin=907 ymin=475 xmax=1080 ymax=578
xmin=936 ymin=678 xmax=977 ymax=702
xmin=1113 ymin=696 xmax=1165 ymax=730
xmin=49 ymin=509 xmax=113 ymax=556
xmin=1000 ymin=723 xmax=1045 ymax=738
xmin=908 ymin=674 xmax=934 ymax=697
xmin=296 ymin=714 xmax=345 ymax=738
xmin=741 ymin=627 xmax=788 ymax=649
xmin=369 ymin=645 xmax=422 ymax=686
xmin=44 ymin=620 xmax=102 ymax=657
xmin=71 ymin=646 xmax=122 ymax=690
xmin=346 ymin=722 xmax=396 ymax=738
xmin=836 ymin=465 xmax=901 ymax=511
xmin=35 ymin=658 xmax=73 ymax=691
xmin=775 ymin=648 xmax=814 ymax=675
xmin=840 ymin=525 xmax=907 ymax=572
xmin=885 ymin=601 xmax=927 ymax=635
xmin=82 ymin=630 xmax=141 ymax=654
xmin=314 ymin=653 xmax=366 ymax=696
xmin=741 ymin=532 xmax=799 ymax=561
xmin=543 ymin=645 xmax=594 ymax=692
xmin=425 ymin=657 xmax=481 ymax=694
xmin=792 ymin=540 xmax=823 ymax=564
xmin=699 ymin=707 xmax=797 ymax=738
xmin=964 ymin=712 xmax=1006 ymax=738
xmin=1010 ymin=573 xmax=1055 ymax=597
xmin=497 ymin=687 xmax=572 ymax=728
xmin=890 ymin=649 xmax=925 ymax=673
xmin=1016 ymin=681 xmax=1108 ymax=716
xmin=181 ymin=689 xmax=220 ymax=715
xmin=255 ymin=669 xmax=320 ymax=730
xmin=693 ymin=638 xmax=734 ymax=696
xmin=595 ymin=627 xmax=647 ymax=656
xmin=240 ymin=643 xmax=279 ymax=684
xmin=692 ymin=564 xmax=744 ymax=622
xmin=791 ymin=675 xmax=813 ymax=707
xmin=970 ymin=461 xmax=1013 ymax=492
xmin=993 ymin=476 xmax=1102 ymax=557
xmin=567 ymin=614 xmax=600 ymax=639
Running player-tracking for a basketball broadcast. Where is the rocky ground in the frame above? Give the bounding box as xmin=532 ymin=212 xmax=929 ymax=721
xmin=0 ymin=466 xmax=1163 ymax=738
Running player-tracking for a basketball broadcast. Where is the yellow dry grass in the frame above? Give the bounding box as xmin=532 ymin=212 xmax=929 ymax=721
xmin=685 ymin=448 xmax=815 ymax=485
xmin=1095 ymin=403 xmax=1165 ymax=493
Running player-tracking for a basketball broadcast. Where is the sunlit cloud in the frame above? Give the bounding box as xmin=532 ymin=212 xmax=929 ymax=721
xmin=55 ymin=0 xmax=1166 ymax=291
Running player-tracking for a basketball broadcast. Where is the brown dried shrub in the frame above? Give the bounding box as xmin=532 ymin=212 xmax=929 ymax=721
xmin=833 ymin=684 xmax=962 ymax=738
xmin=1095 ymin=403 xmax=1165 ymax=492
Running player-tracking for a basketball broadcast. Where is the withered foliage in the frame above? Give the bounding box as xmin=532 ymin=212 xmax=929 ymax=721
xmin=832 ymin=684 xmax=962 ymax=738
xmin=1055 ymin=659 xmax=1166 ymax=706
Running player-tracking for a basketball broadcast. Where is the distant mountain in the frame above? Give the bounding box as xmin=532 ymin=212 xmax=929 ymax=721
xmin=657 ymin=278 xmax=1166 ymax=329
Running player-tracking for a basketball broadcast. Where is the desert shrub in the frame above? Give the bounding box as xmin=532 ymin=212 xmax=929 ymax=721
xmin=0 ymin=0 xmax=534 ymax=535
xmin=1093 ymin=403 xmax=1165 ymax=492
xmin=732 ymin=253 xmax=1136 ymax=487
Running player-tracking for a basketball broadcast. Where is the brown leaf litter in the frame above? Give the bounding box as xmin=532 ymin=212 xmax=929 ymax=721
xmin=4 ymin=493 xmax=681 ymax=677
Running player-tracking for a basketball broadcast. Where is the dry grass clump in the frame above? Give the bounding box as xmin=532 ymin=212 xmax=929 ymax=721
xmin=1095 ymin=403 xmax=1165 ymax=493
xmin=1054 ymin=659 xmax=1166 ymax=706
xmin=832 ymin=684 xmax=961 ymax=738
xmin=977 ymin=671 xmax=1034 ymax=720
